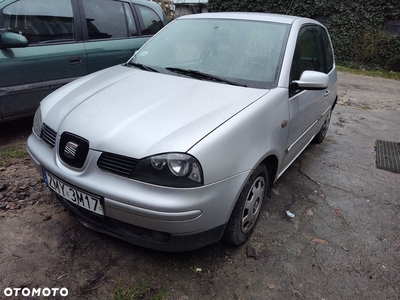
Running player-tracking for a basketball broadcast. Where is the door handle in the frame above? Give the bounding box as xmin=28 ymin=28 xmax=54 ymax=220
xmin=324 ymin=90 xmax=330 ymax=98
xmin=69 ymin=57 xmax=82 ymax=65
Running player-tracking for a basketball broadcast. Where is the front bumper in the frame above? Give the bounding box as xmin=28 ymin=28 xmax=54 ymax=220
xmin=56 ymin=193 xmax=225 ymax=252
xmin=27 ymin=132 xmax=250 ymax=251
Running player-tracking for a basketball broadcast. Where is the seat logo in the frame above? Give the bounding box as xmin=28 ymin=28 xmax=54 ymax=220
xmin=64 ymin=141 xmax=79 ymax=159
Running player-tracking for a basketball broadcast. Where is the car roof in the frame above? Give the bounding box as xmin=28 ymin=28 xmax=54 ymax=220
xmin=178 ymin=12 xmax=315 ymax=25
xmin=0 ymin=0 xmax=161 ymax=8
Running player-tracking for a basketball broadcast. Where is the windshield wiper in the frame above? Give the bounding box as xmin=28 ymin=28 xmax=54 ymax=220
xmin=126 ymin=62 xmax=159 ymax=73
xmin=165 ymin=67 xmax=246 ymax=87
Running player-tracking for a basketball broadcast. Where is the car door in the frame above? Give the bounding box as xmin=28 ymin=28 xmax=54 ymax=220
xmin=283 ymin=24 xmax=332 ymax=166
xmin=0 ymin=0 xmax=87 ymax=121
xmin=79 ymin=0 xmax=147 ymax=74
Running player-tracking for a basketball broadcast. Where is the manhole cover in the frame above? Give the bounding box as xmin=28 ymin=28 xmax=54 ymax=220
xmin=376 ymin=140 xmax=400 ymax=173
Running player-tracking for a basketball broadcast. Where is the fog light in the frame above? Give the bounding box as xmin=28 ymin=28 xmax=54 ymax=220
xmin=151 ymin=231 xmax=170 ymax=242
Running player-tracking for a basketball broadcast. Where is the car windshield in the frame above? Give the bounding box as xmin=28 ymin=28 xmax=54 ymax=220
xmin=130 ymin=18 xmax=290 ymax=89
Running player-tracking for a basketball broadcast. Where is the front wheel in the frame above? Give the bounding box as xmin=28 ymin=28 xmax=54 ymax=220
xmin=223 ymin=164 xmax=268 ymax=245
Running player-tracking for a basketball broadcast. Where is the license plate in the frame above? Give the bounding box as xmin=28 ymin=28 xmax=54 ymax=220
xmin=43 ymin=169 xmax=104 ymax=216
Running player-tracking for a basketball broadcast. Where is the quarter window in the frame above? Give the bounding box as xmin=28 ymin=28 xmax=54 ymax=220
xmin=82 ymin=0 xmax=137 ymax=40
xmin=136 ymin=5 xmax=163 ymax=35
xmin=2 ymin=0 xmax=74 ymax=44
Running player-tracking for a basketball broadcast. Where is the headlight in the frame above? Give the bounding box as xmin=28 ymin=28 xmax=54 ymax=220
xmin=132 ymin=153 xmax=203 ymax=188
xmin=32 ymin=106 xmax=42 ymax=137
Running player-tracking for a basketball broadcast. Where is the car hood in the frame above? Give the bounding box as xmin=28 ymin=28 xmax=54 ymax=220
xmin=42 ymin=65 xmax=269 ymax=158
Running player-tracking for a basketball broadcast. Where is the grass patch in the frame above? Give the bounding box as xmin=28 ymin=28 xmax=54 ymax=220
xmin=176 ymin=259 xmax=197 ymax=273
xmin=361 ymin=106 xmax=372 ymax=110
xmin=0 ymin=145 xmax=28 ymax=166
xmin=337 ymin=65 xmax=400 ymax=81
xmin=114 ymin=280 xmax=166 ymax=300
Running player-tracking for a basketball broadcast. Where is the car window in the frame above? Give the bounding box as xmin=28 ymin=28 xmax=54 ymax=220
xmin=82 ymin=0 xmax=137 ymax=40
xmin=290 ymin=25 xmax=325 ymax=81
xmin=136 ymin=5 xmax=163 ymax=35
xmin=320 ymin=27 xmax=334 ymax=73
xmin=2 ymin=0 xmax=74 ymax=44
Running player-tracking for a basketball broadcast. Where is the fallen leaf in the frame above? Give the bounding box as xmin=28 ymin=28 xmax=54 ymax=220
xmin=311 ymin=238 xmax=328 ymax=245
xmin=246 ymin=246 xmax=276 ymax=268
xmin=272 ymin=188 xmax=280 ymax=195
xmin=42 ymin=215 xmax=51 ymax=221
xmin=258 ymin=250 xmax=276 ymax=269
xmin=246 ymin=246 xmax=257 ymax=258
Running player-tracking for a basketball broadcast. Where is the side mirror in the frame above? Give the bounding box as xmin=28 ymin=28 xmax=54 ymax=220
xmin=291 ymin=70 xmax=329 ymax=91
xmin=0 ymin=31 xmax=29 ymax=49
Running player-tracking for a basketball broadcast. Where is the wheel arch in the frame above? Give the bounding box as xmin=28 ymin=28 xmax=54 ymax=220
xmin=261 ymin=154 xmax=279 ymax=188
xmin=332 ymin=94 xmax=338 ymax=111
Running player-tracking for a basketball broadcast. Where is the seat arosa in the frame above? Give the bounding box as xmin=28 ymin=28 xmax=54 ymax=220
xmin=28 ymin=12 xmax=338 ymax=251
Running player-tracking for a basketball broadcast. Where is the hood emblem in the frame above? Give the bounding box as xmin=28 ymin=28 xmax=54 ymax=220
xmin=64 ymin=141 xmax=79 ymax=159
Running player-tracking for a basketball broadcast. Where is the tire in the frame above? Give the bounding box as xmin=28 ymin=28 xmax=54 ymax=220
xmin=223 ymin=164 xmax=268 ymax=245
xmin=313 ymin=108 xmax=332 ymax=144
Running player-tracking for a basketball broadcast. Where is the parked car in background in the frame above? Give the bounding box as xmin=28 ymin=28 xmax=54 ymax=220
xmin=0 ymin=0 xmax=168 ymax=122
xmin=28 ymin=12 xmax=337 ymax=251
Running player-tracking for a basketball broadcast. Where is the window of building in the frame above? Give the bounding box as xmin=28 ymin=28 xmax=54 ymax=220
xmin=383 ymin=20 xmax=400 ymax=35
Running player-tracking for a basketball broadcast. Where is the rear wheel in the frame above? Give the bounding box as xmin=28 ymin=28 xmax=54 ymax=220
xmin=223 ymin=164 xmax=268 ymax=245
xmin=313 ymin=109 xmax=332 ymax=144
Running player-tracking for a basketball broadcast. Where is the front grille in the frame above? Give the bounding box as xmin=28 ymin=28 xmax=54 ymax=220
xmin=41 ymin=123 xmax=57 ymax=148
xmin=59 ymin=133 xmax=89 ymax=168
xmin=97 ymin=152 xmax=138 ymax=178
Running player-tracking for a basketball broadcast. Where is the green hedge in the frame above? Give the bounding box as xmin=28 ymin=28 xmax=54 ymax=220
xmin=208 ymin=0 xmax=400 ymax=69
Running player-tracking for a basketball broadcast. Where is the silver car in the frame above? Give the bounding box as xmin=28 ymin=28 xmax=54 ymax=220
xmin=27 ymin=12 xmax=337 ymax=251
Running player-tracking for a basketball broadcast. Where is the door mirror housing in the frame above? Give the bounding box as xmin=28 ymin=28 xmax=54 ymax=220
xmin=0 ymin=31 xmax=29 ymax=49
xmin=290 ymin=70 xmax=329 ymax=91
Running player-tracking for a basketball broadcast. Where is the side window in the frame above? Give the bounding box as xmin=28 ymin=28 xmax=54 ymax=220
xmin=290 ymin=25 xmax=325 ymax=81
xmin=82 ymin=0 xmax=137 ymax=40
xmin=136 ymin=5 xmax=163 ymax=35
xmin=2 ymin=0 xmax=74 ymax=44
xmin=320 ymin=27 xmax=334 ymax=73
